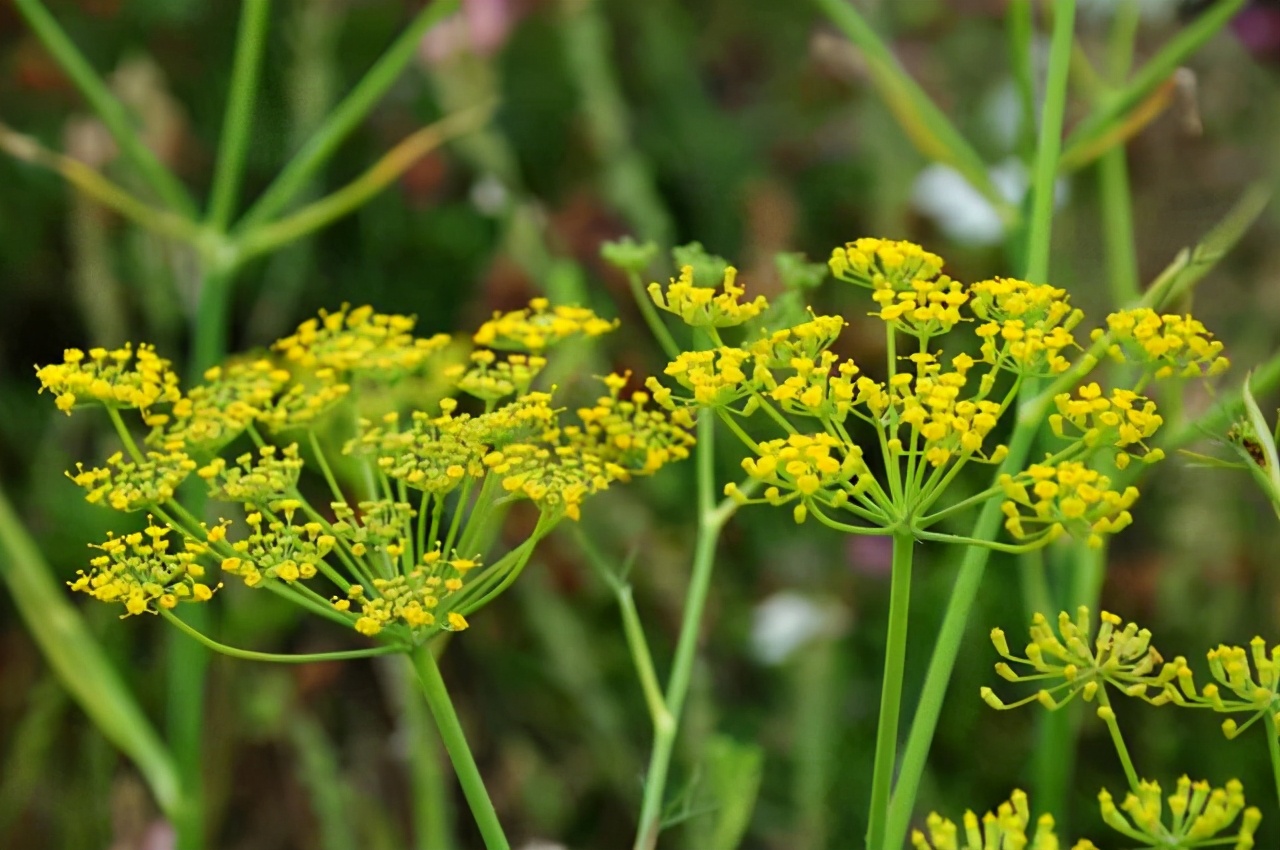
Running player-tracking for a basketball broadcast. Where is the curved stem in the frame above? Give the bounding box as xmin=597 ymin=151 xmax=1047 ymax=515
xmin=866 ymin=530 xmax=914 ymax=850
xmin=410 ymin=642 xmax=511 ymax=850
xmin=159 ymin=608 xmax=402 ymax=663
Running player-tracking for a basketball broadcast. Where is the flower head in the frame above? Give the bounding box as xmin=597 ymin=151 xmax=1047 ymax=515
xmin=69 ymin=449 xmax=197 ymax=512
xmin=221 ymin=505 xmax=336 ymax=587
xmin=647 ymin=265 xmax=769 ymax=328
xmin=274 ymin=304 xmax=451 ymax=378
xmin=36 ymin=343 xmax=182 ymax=415
xmin=969 ymin=278 xmax=1081 ymax=375
xmin=1165 ymin=637 xmax=1280 ymax=739
xmin=982 ymin=607 xmax=1172 ymax=711
xmin=1093 ymin=777 xmax=1259 ymax=850
xmin=728 ymin=433 xmax=872 ymax=524
xmin=999 ymin=461 xmax=1138 ymax=547
xmin=910 ymin=790 xmax=1064 ymax=850
xmin=870 ymin=274 xmax=968 ymax=337
xmin=149 ymin=359 xmax=291 ymax=453
xmin=652 ymin=347 xmax=756 ymax=408
xmin=336 ymin=547 xmax=479 ymax=637
xmin=1049 ymin=384 xmax=1165 ymax=469
xmin=198 ymin=443 xmax=304 ymax=505
xmin=472 ymin=298 xmax=617 ymax=351
xmin=829 ymin=238 xmax=945 ymax=291
xmin=1094 ymin=309 xmax=1229 ymax=379
xmin=69 ymin=517 xmax=220 ymax=615
xmin=448 ymin=350 xmax=547 ymax=401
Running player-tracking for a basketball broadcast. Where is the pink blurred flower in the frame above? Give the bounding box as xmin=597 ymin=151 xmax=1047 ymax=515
xmin=419 ymin=0 xmax=514 ymax=65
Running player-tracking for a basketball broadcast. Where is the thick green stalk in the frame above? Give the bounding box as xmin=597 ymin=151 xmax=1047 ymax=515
xmin=237 ymin=0 xmax=461 ymax=229
xmin=207 ymin=0 xmax=272 ymax=230
xmin=409 ymin=644 xmax=510 ymax=850
xmin=11 ymin=0 xmax=197 ymax=215
xmin=634 ymin=414 xmax=730 ymax=850
xmin=0 ymin=486 xmax=186 ymax=825
xmin=1267 ymin=722 xmax=1280 ymax=811
xmin=1023 ymin=0 xmax=1076 ymax=284
xmin=865 ymin=531 xmax=915 ymax=850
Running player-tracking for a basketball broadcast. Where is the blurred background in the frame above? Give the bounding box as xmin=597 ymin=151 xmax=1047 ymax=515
xmin=3 ymin=0 xmax=1280 ymax=848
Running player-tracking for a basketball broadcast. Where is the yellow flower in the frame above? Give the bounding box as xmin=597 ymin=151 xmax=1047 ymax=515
xmin=199 ymin=443 xmax=304 ymax=505
xmin=1093 ymin=777 xmax=1259 ymax=850
xmin=999 ymin=461 xmax=1138 ymax=547
xmin=222 ymin=510 xmax=335 ymax=587
xmin=68 ymin=517 xmax=220 ymax=616
xmin=1049 ymin=384 xmax=1165 ymax=469
xmin=149 ymin=358 xmax=290 ymax=453
xmin=655 ymin=347 xmax=756 ymax=408
xmin=257 ymin=367 xmax=352 ymax=432
xmin=969 ymin=277 xmax=1082 ymax=375
xmin=647 ymin=265 xmax=768 ymax=327
xmin=473 ymin=298 xmax=618 ymax=351
xmin=36 ymin=343 xmax=182 ymax=415
xmin=731 ymin=433 xmax=871 ymax=523
xmin=982 ymin=607 xmax=1174 ymax=711
xmin=1167 ymin=637 xmax=1280 ymax=739
xmin=333 ymin=545 xmax=480 ymax=637
xmin=748 ymin=314 xmax=846 ymax=367
xmin=829 ymin=238 xmax=945 ymax=291
xmin=69 ymin=449 xmax=197 ymax=512
xmin=274 ymin=304 xmax=451 ymax=378
xmin=870 ymin=274 xmax=968 ymax=336
xmin=910 ymin=790 xmax=1066 ymax=850
xmin=1094 ymin=308 xmax=1229 ymax=379
xmin=448 ymin=350 xmax=547 ymax=401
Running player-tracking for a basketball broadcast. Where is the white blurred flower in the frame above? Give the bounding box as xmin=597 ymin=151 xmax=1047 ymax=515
xmin=750 ymin=591 xmax=849 ymax=666
xmin=910 ymin=157 xmax=1068 ymax=247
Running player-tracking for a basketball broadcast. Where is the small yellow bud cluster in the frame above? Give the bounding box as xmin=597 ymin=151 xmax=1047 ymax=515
xmin=969 ymin=277 xmax=1082 ymax=375
xmin=652 ymin=347 xmax=755 ymax=408
xmin=329 ymin=500 xmax=417 ymax=557
xmin=911 ymin=790 xmax=1064 ymax=850
xmin=448 ymin=350 xmax=547 ymax=401
xmin=335 ymin=548 xmax=479 ymax=636
xmin=198 ymin=443 xmax=304 ymax=504
xmin=647 ymin=265 xmax=768 ymax=328
xmin=484 ymin=443 xmax=601 ymax=522
xmin=1164 ymin=638 xmax=1280 ymax=738
xmin=999 ymin=461 xmax=1138 ymax=547
xmin=35 ymin=343 xmax=182 ymax=415
xmin=69 ymin=450 xmax=197 ymax=511
xmin=982 ymin=607 xmax=1169 ymax=711
xmin=828 ymin=237 xmax=945 ymax=291
xmin=1050 ymin=384 xmax=1165 ymax=469
xmin=258 ymin=367 xmax=352 ymax=432
xmin=1096 ymin=309 xmax=1229 ymax=379
xmin=729 ymin=433 xmax=872 ymax=523
xmin=352 ymin=408 xmax=488 ymax=496
xmin=1094 ymin=777 xmax=1259 ymax=850
xmin=890 ymin=353 xmax=1007 ymax=468
xmin=69 ymin=517 xmax=220 ymax=616
xmin=870 ymin=274 xmax=968 ymax=336
xmin=572 ymin=375 xmax=696 ymax=477
xmin=148 ymin=359 xmax=291 ymax=453
xmin=473 ymin=297 xmax=618 ymax=351
xmin=274 ymin=303 xmax=451 ymax=378
xmin=221 ymin=506 xmax=336 ymax=587
xmin=748 ymin=314 xmax=846 ymax=367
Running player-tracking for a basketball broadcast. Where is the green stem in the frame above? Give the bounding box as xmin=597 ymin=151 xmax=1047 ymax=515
xmin=627 ymin=270 xmax=681 ymax=360
xmin=237 ymin=0 xmax=462 ymax=229
xmin=409 ymin=643 xmax=510 ymax=850
xmin=634 ymin=414 xmax=729 ymax=850
xmin=11 ymin=0 xmax=197 ymax=215
xmin=309 ymin=430 xmax=346 ymax=503
xmin=192 ymin=266 xmax=234 ymax=374
xmin=866 ymin=530 xmax=914 ymax=850
xmin=1267 ymin=719 xmax=1280 ymax=812
xmin=883 ymin=420 xmax=1040 ymax=850
xmin=159 ymin=608 xmax=402 ymax=663
xmin=1023 ymin=0 xmax=1076 ymax=284
xmin=1095 ymin=689 xmax=1139 ymax=792
xmin=206 ymin=0 xmax=271 ymax=230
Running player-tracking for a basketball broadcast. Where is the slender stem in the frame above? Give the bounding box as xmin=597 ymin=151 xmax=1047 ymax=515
xmin=1267 ymin=719 xmax=1280 ymax=812
xmin=159 ymin=609 xmax=402 ymax=663
xmin=634 ymin=414 xmax=729 ymax=850
xmin=883 ymin=420 xmax=1040 ymax=850
xmin=866 ymin=530 xmax=914 ymax=850
xmin=207 ymin=0 xmax=271 ymax=230
xmin=237 ymin=0 xmax=462 ymax=229
xmin=627 ymin=270 xmax=681 ymax=360
xmin=1095 ymin=688 xmax=1140 ymax=792
xmin=409 ymin=643 xmax=510 ymax=850
xmin=309 ymin=430 xmax=346 ymax=504
xmin=107 ymin=406 xmax=146 ymax=464
xmin=1023 ymin=0 xmax=1076 ymax=284
xmin=11 ymin=0 xmax=197 ymax=215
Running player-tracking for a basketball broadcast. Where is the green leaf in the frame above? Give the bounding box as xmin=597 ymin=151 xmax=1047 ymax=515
xmin=690 ymin=735 xmax=764 ymax=850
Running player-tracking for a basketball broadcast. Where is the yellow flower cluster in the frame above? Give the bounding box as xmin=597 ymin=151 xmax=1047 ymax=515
xmin=999 ymin=461 xmax=1138 ymax=547
xmin=1096 ymin=309 xmax=1230 ymax=379
xmin=651 ymin=347 xmax=755 ymax=408
xmin=970 ymin=277 xmax=1081 ymax=375
xmin=890 ymin=353 xmax=1007 ymax=467
xmin=1050 ymin=384 xmax=1165 ymax=469
xmin=729 ymin=434 xmax=871 ymax=523
xmin=36 ymin=343 xmax=182 ymax=414
xmin=149 ymin=359 xmax=290 ymax=453
xmin=748 ymin=315 xmax=846 ymax=367
xmin=571 ymin=374 xmax=696 ymax=477
xmin=870 ymin=274 xmax=968 ymax=336
xmin=829 ymin=237 xmax=945 ymax=291
xmin=1163 ymin=638 xmax=1280 ymax=737
xmin=198 ymin=443 xmax=303 ymax=504
xmin=69 ymin=518 xmax=219 ymax=616
xmin=274 ymin=303 xmax=451 ymax=377
xmin=220 ymin=506 xmax=336 ymax=587
xmin=983 ymin=607 xmax=1168 ymax=711
xmin=473 ymin=297 xmax=617 ymax=351
xmin=1092 ymin=777 xmax=1259 ymax=850
xmin=448 ymin=350 xmax=547 ymax=401
xmin=911 ymin=790 xmax=1062 ymax=850
xmin=355 ymin=407 xmax=490 ymax=496
xmin=69 ymin=450 xmax=197 ymax=511
xmin=335 ymin=548 xmax=479 ymax=636
xmin=329 ymin=500 xmax=416 ymax=557
xmin=257 ymin=368 xmax=352 ymax=432
xmin=648 ymin=265 xmax=768 ymax=328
